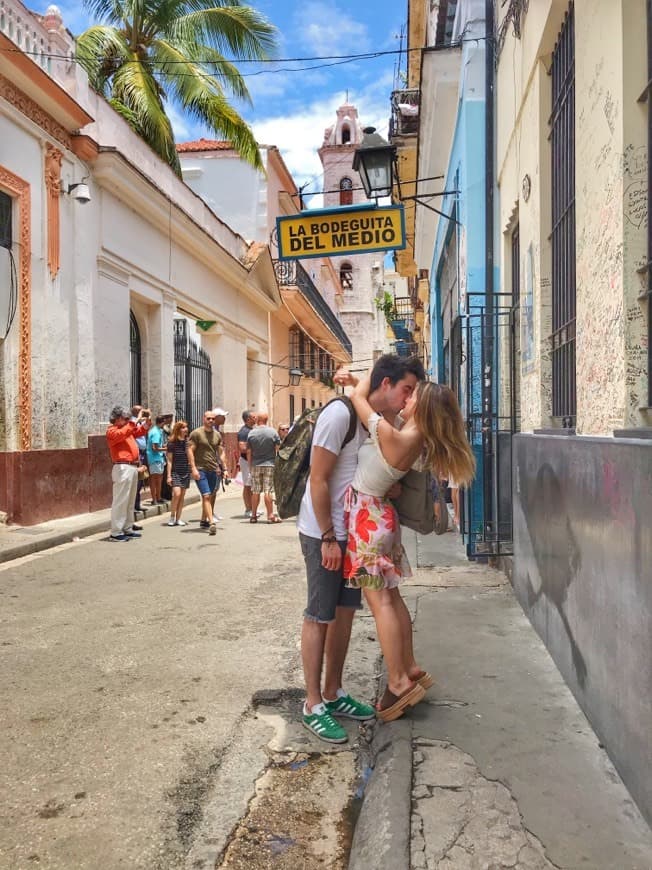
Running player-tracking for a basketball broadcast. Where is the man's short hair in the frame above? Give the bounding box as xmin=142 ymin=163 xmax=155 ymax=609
xmin=369 ymin=354 xmax=426 ymax=392
xmin=155 ymin=415 xmax=166 ymax=425
xmin=110 ymin=405 xmax=130 ymax=423
xmin=242 ymin=409 xmax=254 ymax=423
xmin=257 ymin=412 xmax=269 ymax=425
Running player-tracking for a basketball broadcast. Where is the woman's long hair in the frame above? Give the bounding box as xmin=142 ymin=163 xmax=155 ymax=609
xmin=168 ymin=420 xmax=188 ymax=442
xmin=413 ymin=383 xmax=476 ymax=486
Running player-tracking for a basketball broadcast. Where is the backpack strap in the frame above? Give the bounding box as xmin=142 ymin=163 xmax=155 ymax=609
xmin=339 ymin=396 xmax=358 ymax=449
xmin=320 ymin=395 xmax=358 ymax=450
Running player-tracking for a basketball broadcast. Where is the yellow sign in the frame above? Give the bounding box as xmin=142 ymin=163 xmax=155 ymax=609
xmin=276 ymin=204 xmax=406 ymax=261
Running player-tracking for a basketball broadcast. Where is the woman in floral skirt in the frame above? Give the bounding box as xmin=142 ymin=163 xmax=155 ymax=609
xmin=344 ymin=376 xmax=475 ymax=722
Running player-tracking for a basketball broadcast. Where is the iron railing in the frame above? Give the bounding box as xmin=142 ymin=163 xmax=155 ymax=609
xmin=274 ymin=260 xmax=353 ymax=357
xmin=461 ymin=305 xmax=515 ymax=558
xmin=173 ymin=319 xmax=212 ymax=432
xmin=129 ymin=310 xmax=142 ymax=408
xmin=549 ymin=2 xmax=576 ymax=426
xmin=390 ymin=88 xmax=420 ymax=138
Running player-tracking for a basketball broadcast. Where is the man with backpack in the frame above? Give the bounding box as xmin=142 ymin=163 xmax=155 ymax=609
xmin=295 ymin=354 xmax=425 ymax=743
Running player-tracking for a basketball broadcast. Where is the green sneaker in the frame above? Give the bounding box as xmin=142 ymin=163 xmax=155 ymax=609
xmin=325 ymin=690 xmax=376 ymax=721
xmin=302 ymin=702 xmax=348 ymax=744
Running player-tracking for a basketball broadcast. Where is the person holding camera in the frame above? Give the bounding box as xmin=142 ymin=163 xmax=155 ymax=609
xmin=106 ymin=405 xmax=152 ymax=542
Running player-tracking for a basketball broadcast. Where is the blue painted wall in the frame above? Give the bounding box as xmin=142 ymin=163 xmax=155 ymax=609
xmin=426 ymin=28 xmax=496 ymax=552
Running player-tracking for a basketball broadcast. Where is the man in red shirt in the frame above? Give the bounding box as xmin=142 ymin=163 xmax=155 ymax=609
xmin=106 ymin=405 xmax=151 ymax=541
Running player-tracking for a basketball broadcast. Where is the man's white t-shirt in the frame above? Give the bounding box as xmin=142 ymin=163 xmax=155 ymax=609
xmin=297 ymin=400 xmax=365 ymax=542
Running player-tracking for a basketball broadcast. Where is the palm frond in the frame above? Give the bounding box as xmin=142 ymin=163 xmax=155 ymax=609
xmin=81 ymin=0 xmax=128 ymax=25
xmin=76 ymin=25 xmax=131 ymax=92
xmin=152 ymin=38 xmax=251 ymax=103
xmin=151 ymin=40 xmax=261 ymax=169
xmin=111 ymin=57 xmax=181 ymax=172
xmin=171 ymin=6 xmax=277 ymax=61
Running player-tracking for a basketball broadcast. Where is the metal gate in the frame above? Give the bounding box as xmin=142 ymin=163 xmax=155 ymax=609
xmin=174 ymin=319 xmax=212 ymax=432
xmin=460 ymin=304 xmax=515 ymax=559
xmin=129 ymin=310 xmax=142 ymax=408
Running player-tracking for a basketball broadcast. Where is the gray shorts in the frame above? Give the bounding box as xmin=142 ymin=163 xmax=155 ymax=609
xmin=300 ymin=533 xmax=362 ymax=624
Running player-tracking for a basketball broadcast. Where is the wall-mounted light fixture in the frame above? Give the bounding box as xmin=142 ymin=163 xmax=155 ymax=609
xmin=65 ymin=178 xmax=91 ymax=204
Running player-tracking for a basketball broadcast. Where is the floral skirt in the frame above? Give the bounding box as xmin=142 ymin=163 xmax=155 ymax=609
xmin=343 ymin=487 xmax=412 ymax=590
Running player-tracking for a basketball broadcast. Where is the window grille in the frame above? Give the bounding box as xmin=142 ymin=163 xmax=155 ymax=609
xmin=511 ymin=225 xmax=522 ymax=432
xmin=340 ymin=177 xmax=353 ymax=206
xmin=129 ymin=310 xmax=142 ymax=408
xmin=340 ymin=261 xmax=353 ymax=290
xmin=0 ymin=190 xmax=11 ymax=249
xmin=549 ymin=2 xmax=576 ymax=426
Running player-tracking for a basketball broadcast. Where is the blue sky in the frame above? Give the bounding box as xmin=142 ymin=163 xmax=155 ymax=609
xmin=51 ymin=0 xmax=407 ymax=207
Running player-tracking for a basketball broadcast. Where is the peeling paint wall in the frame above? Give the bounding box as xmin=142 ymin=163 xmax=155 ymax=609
xmin=497 ymin=0 xmax=650 ymax=435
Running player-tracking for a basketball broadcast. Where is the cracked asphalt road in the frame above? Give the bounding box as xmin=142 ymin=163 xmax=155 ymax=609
xmin=0 ymin=493 xmax=378 ymax=870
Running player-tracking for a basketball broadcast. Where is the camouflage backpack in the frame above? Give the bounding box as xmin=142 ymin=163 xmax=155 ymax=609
xmin=273 ymin=397 xmax=357 ymax=520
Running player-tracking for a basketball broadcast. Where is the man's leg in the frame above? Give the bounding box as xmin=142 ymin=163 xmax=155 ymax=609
xmin=201 ymin=494 xmax=212 ymax=523
xmin=123 ymin=467 xmax=139 ymax=533
xmin=263 ymin=492 xmax=274 ymax=520
xmin=301 ymin=618 xmax=328 ymax=710
xmin=243 ymin=486 xmax=252 ymax=512
xmin=250 ymin=468 xmax=261 ymax=519
xmin=323 ymin=606 xmax=355 ymax=700
xmin=110 ymin=465 xmax=129 ymax=536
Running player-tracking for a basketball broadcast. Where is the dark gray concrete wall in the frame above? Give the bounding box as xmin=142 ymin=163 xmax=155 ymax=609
xmin=512 ymin=433 xmax=652 ymax=827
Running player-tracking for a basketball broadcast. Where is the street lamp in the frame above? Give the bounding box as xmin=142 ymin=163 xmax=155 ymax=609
xmin=289 ymin=368 xmax=303 ymax=387
xmin=353 ymin=127 xmax=396 ymax=200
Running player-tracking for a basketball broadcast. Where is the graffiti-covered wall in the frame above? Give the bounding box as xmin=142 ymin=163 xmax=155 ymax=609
xmin=513 ymin=433 xmax=652 ymax=826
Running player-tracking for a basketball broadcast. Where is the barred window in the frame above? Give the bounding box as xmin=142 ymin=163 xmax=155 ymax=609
xmin=549 ymin=3 xmax=576 ymax=426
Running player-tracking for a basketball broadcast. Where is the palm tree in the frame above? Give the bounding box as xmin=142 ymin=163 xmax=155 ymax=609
xmin=76 ymin=0 xmax=277 ymax=174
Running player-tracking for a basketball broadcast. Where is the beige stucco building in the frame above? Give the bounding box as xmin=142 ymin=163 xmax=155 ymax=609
xmin=178 ymin=140 xmax=353 ymax=427
xmin=0 ymin=1 xmax=280 ymax=524
xmin=497 ymin=0 xmax=649 ymax=435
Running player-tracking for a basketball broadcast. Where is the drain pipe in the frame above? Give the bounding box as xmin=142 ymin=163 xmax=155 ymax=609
xmin=482 ymin=0 xmax=496 ymax=545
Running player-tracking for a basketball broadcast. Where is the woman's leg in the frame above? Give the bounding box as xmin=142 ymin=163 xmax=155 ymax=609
xmin=176 ymin=487 xmax=187 ymax=521
xmin=364 ymin=587 xmax=414 ymax=697
xmin=451 ymin=488 xmax=460 ymax=527
xmin=388 ymin=588 xmax=423 ymax=679
xmin=170 ymin=485 xmax=181 ymax=520
xmin=150 ymin=472 xmax=162 ymax=502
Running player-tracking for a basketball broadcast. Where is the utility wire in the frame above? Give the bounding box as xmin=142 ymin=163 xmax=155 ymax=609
xmin=0 ymin=38 xmax=486 ymax=78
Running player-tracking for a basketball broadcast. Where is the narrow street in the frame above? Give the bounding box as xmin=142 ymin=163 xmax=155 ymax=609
xmin=0 ymin=492 xmax=379 ymax=870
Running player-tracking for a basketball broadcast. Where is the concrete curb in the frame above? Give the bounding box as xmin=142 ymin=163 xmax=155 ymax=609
xmin=348 ymin=718 xmax=413 ymax=870
xmin=0 ymin=494 xmax=201 ymax=564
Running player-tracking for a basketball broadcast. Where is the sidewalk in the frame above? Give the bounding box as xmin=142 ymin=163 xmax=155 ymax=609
xmin=0 ymin=492 xmax=204 ymax=563
xmin=350 ymin=530 xmax=652 ymax=869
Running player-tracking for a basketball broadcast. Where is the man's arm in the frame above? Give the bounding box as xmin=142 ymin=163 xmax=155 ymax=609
xmin=186 ymin=442 xmax=200 ymax=480
xmin=219 ymin=444 xmax=228 ymax=477
xmin=309 ymin=446 xmax=342 ymax=571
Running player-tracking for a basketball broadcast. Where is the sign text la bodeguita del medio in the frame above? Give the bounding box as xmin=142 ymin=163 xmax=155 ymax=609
xmin=276 ymin=204 xmax=406 ymax=261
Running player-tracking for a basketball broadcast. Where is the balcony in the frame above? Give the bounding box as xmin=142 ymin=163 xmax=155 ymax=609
xmin=389 ymin=88 xmax=420 ymax=138
xmin=389 ymin=296 xmax=420 ymax=358
xmin=274 ymin=260 xmax=353 ymax=358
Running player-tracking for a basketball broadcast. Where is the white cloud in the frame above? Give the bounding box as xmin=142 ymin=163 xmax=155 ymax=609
xmin=252 ymin=86 xmax=391 ymax=209
xmin=295 ymin=2 xmax=371 ymax=57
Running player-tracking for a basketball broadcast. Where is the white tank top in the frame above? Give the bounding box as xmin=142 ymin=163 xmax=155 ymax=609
xmin=351 ymin=413 xmax=405 ymax=497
